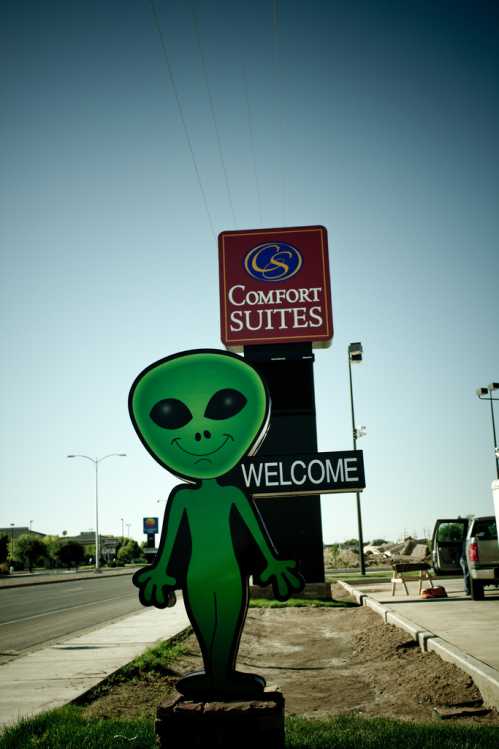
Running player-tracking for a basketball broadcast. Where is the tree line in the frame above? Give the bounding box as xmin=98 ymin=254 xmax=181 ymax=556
xmin=0 ymin=533 xmax=143 ymax=574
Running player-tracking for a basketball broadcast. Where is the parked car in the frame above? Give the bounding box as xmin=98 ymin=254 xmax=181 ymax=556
xmin=432 ymin=516 xmax=499 ymax=600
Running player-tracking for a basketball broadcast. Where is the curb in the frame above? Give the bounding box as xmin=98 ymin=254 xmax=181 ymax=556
xmin=0 ymin=569 xmax=138 ymax=590
xmin=336 ymin=580 xmax=366 ymax=605
xmin=337 ymin=578 xmax=499 ymax=710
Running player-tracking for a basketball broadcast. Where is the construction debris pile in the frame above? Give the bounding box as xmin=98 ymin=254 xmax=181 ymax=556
xmin=324 ymin=537 xmax=431 ymax=569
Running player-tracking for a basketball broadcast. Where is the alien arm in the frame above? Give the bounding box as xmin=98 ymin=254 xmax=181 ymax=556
xmin=231 ymin=488 xmax=276 ymax=564
xmin=231 ymin=488 xmax=303 ymax=600
xmin=155 ymin=487 xmax=187 ymax=576
xmin=132 ymin=487 xmax=188 ymax=607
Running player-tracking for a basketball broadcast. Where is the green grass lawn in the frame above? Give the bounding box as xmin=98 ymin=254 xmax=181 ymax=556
xmin=250 ymin=597 xmax=356 ymax=608
xmin=286 ymin=714 xmax=499 ymax=748
xmin=0 ymin=707 xmax=153 ymax=749
xmin=1 ymin=707 xmax=497 ymax=749
xmin=326 ymin=570 xmax=392 ymax=583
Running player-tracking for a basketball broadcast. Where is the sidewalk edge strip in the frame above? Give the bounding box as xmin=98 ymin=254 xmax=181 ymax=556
xmin=0 ymin=570 xmax=136 ymax=591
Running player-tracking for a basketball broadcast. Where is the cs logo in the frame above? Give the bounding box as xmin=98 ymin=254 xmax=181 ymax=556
xmin=244 ymin=243 xmax=302 ymax=282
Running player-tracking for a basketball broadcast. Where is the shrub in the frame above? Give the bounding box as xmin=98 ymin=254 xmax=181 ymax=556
xmin=56 ymin=541 xmax=85 ymax=569
xmin=12 ymin=535 xmax=47 ymax=572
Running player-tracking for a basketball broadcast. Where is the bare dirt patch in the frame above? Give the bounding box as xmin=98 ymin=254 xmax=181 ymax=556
xmin=82 ymin=588 xmax=499 ymax=726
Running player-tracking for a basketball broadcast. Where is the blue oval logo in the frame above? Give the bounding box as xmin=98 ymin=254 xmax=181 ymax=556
xmin=244 ymin=242 xmax=303 ymax=282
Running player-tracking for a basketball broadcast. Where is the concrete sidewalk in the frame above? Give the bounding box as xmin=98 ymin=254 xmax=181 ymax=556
xmin=339 ymin=576 xmax=499 ymax=710
xmin=0 ymin=594 xmax=190 ymax=728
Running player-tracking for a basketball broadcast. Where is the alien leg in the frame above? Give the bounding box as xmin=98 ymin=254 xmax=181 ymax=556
xmin=178 ymin=571 xmax=265 ymax=698
xmin=208 ymin=575 xmax=266 ymax=697
xmin=207 ymin=573 xmax=245 ymax=683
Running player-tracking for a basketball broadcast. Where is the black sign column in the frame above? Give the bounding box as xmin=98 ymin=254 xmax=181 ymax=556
xmin=244 ymin=342 xmax=325 ymax=582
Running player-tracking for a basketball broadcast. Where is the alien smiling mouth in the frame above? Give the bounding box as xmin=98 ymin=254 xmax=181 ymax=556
xmin=171 ymin=434 xmax=234 ymax=464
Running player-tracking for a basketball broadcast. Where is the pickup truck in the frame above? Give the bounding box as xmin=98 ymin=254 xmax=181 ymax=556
xmin=431 ymin=515 xmax=499 ymax=600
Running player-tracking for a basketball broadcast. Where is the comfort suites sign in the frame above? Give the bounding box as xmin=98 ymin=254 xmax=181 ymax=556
xmin=219 ymin=226 xmax=333 ymax=347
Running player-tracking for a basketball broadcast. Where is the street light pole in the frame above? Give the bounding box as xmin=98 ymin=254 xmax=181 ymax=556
xmin=121 ymin=517 xmax=124 ymax=541
xmin=95 ymin=459 xmax=100 ymax=567
xmin=348 ymin=342 xmax=366 ymax=576
xmin=10 ymin=523 xmax=14 ymax=563
xmin=67 ymin=453 xmax=126 ymax=572
xmin=476 ymin=383 xmax=499 ymax=480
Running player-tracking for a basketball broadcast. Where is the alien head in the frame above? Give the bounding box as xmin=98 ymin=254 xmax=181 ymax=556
xmin=129 ymin=349 xmax=270 ymax=481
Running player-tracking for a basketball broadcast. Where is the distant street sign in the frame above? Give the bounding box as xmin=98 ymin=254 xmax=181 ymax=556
xmin=226 ymin=450 xmax=365 ymax=498
xmin=143 ymin=517 xmax=159 ymax=535
xmin=219 ymin=225 xmax=333 ymax=347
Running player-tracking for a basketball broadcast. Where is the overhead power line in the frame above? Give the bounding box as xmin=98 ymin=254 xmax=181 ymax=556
xmin=191 ymin=1 xmax=237 ymax=227
xmin=273 ymin=0 xmax=285 ymax=225
xmin=149 ymin=0 xmax=216 ymax=238
xmin=242 ymin=63 xmax=263 ymax=227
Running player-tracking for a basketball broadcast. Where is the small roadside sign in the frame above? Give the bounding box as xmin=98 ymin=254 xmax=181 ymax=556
xmin=143 ymin=517 xmax=159 ymax=535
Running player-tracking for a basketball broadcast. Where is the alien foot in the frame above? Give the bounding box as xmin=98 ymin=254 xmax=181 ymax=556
xmin=175 ymin=670 xmax=212 ymax=698
xmin=176 ymin=670 xmax=266 ymax=700
xmin=225 ymin=670 xmax=266 ymax=698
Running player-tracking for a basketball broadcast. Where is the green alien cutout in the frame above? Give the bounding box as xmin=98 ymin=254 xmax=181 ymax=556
xmin=129 ymin=349 xmax=304 ymax=699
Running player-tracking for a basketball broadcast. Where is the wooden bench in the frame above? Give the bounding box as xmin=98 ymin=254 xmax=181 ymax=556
xmin=391 ymin=562 xmax=434 ymax=596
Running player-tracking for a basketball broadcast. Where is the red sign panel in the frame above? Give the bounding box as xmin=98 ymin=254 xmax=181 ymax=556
xmin=219 ymin=225 xmax=333 ymax=347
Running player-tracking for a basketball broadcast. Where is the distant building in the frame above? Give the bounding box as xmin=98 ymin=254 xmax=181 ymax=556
xmin=0 ymin=528 xmax=121 ymax=562
xmin=62 ymin=531 xmax=120 ymax=562
xmin=0 ymin=526 xmax=46 ymax=540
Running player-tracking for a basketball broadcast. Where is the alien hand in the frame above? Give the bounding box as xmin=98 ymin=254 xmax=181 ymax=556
xmin=257 ymin=559 xmax=304 ymax=601
xmin=132 ymin=565 xmax=177 ymax=609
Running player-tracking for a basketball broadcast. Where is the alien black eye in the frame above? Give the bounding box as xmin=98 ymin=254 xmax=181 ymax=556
xmin=204 ymin=389 xmax=247 ymax=420
xmin=150 ymin=399 xmax=192 ymax=429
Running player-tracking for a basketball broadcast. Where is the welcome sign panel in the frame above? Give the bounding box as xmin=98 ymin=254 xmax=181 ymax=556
xmin=219 ymin=226 xmax=333 ymax=347
xmin=225 ymin=450 xmax=365 ymax=498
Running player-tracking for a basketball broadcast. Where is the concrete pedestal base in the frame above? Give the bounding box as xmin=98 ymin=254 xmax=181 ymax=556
xmin=155 ymin=688 xmax=285 ymax=748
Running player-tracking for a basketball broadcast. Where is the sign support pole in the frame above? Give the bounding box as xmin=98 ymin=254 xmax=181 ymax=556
xmin=244 ymin=342 xmax=325 ymax=583
xmin=348 ymin=353 xmax=366 ymax=575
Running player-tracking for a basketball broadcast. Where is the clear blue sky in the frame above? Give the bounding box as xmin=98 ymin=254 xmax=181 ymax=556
xmin=1 ymin=0 xmax=498 ymax=545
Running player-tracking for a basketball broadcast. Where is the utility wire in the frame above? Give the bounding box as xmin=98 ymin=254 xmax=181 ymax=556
xmin=191 ymin=0 xmax=237 ymax=227
xmin=272 ymin=0 xmax=285 ymax=225
xmin=149 ymin=0 xmax=216 ymax=238
xmin=242 ymin=63 xmax=263 ymax=227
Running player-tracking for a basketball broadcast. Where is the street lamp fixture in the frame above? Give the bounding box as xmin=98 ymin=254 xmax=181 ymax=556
xmin=476 ymin=383 xmax=499 ymax=479
xmin=67 ymin=453 xmax=127 ymax=572
xmin=348 ymin=342 xmax=366 ymax=576
xmin=348 ymin=342 xmax=363 ymax=362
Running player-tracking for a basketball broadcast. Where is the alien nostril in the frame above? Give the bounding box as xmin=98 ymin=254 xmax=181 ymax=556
xmin=204 ymin=430 xmax=211 ymax=439
xmin=195 ymin=432 xmax=201 ymax=441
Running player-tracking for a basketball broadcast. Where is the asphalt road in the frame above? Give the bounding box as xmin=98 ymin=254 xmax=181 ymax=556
xmin=0 ymin=575 xmax=143 ymax=663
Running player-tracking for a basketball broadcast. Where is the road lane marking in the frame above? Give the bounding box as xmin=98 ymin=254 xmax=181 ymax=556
xmin=0 ymin=595 xmax=134 ymax=626
xmin=59 ymin=587 xmax=84 ymax=593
